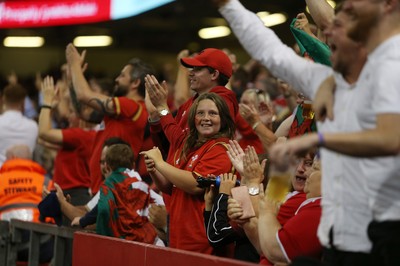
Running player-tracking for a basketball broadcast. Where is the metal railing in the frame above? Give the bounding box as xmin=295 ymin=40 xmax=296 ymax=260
xmin=0 ymin=219 xmax=76 ymax=266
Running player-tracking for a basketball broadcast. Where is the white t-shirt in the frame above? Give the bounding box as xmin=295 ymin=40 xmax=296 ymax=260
xmin=355 ymin=35 xmax=400 ymax=222
xmin=0 ymin=110 xmax=38 ymax=167
xmin=220 ymin=0 xmax=372 ymax=252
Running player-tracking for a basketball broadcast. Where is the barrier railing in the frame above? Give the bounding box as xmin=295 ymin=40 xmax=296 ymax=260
xmin=0 ymin=221 xmax=10 ymax=266
xmin=1 ymin=220 xmax=257 ymax=266
xmin=0 ymin=219 xmax=76 ymax=266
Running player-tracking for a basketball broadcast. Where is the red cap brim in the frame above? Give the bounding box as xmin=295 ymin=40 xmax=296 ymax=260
xmin=180 ymin=57 xmax=207 ymax=68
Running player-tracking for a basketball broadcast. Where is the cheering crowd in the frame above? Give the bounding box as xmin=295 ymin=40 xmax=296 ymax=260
xmin=0 ymin=0 xmax=399 ymax=265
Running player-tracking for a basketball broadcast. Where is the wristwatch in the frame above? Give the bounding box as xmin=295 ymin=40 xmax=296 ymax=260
xmin=248 ymin=186 xmax=260 ymax=196
xmin=159 ymin=109 xmax=169 ymax=117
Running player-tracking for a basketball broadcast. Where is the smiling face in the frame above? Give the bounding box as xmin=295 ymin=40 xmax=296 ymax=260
xmin=194 ymin=99 xmax=221 ymax=139
xmin=188 ymin=67 xmax=217 ymax=94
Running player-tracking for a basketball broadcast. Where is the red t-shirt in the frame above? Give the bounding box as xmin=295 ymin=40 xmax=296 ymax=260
xmin=53 ymin=128 xmax=96 ymax=190
xmin=149 ymin=87 xmax=237 ymax=253
xmin=277 ymin=192 xmax=307 ymax=225
xmin=236 ymin=113 xmax=264 ymax=154
xmin=168 ymin=137 xmax=233 ymax=254
xmin=277 ymin=198 xmax=322 ymax=262
xmin=260 ymin=191 xmax=306 ymax=265
xmin=261 ymin=198 xmax=322 ymax=265
xmin=89 ymin=97 xmax=147 ymax=194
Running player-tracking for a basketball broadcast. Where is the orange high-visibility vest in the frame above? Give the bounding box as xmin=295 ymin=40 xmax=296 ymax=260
xmin=0 ymin=158 xmax=51 ymax=222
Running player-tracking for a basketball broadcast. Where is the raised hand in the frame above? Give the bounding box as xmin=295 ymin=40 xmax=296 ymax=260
xmin=227 ymin=140 xmax=245 ymax=176
xmin=41 ymin=76 xmax=56 ymax=105
xmin=269 ymin=133 xmax=317 ymax=170
xmin=145 ymin=74 xmax=169 ymax=111
xmin=144 ymin=89 xmax=159 ymax=121
xmin=242 ymin=146 xmax=264 ymax=186
xmin=177 ymin=49 xmax=190 ymax=64
xmin=294 ymin=13 xmax=314 ymax=37
xmin=239 ymin=103 xmax=261 ymax=129
xmin=65 ymin=43 xmax=88 ymax=72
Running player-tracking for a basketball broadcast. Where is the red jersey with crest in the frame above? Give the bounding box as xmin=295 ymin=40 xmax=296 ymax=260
xmin=89 ymin=97 xmax=147 ymax=194
xmin=260 ymin=191 xmax=307 ymax=265
xmin=261 ymin=197 xmax=322 ymax=265
xmin=167 ymin=136 xmax=233 ymax=254
xmin=97 ymin=168 xmax=157 ymax=243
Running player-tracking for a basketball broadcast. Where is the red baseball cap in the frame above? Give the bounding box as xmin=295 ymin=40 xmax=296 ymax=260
xmin=180 ymin=48 xmax=233 ymax=78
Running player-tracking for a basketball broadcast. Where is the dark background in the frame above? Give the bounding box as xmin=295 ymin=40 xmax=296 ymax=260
xmin=0 ymin=0 xmax=308 ymax=80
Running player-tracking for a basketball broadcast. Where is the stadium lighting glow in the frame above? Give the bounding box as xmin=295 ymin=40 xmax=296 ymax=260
xmin=198 ymin=26 xmax=231 ymax=39
xmin=73 ymin=35 xmax=113 ymax=47
xmin=3 ymin=36 xmax=45 ymax=47
xmin=257 ymin=12 xmax=287 ymax=27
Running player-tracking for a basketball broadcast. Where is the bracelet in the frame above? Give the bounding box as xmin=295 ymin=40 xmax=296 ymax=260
xmin=317 ymin=132 xmax=325 ymax=147
xmin=252 ymin=121 xmax=261 ymax=130
xmin=148 ymin=116 xmax=160 ymax=125
xmin=41 ymin=104 xmax=52 ymax=110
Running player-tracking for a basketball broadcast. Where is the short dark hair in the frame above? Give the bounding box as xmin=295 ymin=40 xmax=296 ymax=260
xmin=3 ymin=84 xmax=27 ymax=104
xmin=127 ymin=58 xmax=155 ymax=98
xmin=205 ymin=67 xmax=230 ymax=86
xmin=103 ymin=137 xmax=130 ymax=148
xmin=105 ymin=144 xmax=134 ymax=171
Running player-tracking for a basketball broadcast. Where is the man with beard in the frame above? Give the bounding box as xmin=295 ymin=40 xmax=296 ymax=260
xmin=300 ymin=1 xmax=400 ymax=264
xmin=66 ymin=43 xmax=153 ymax=194
xmin=213 ymin=0 xmax=372 ymax=265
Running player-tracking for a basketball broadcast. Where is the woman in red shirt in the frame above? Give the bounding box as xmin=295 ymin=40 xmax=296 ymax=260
xmin=141 ymin=92 xmax=236 ymax=254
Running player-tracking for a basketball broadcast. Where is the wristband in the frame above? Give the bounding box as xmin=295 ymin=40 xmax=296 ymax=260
xmin=252 ymin=121 xmax=261 ymax=130
xmin=148 ymin=116 xmax=160 ymax=125
xmin=41 ymin=104 xmax=52 ymax=110
xmin=317 ymin=132 xmax=325 ymax=147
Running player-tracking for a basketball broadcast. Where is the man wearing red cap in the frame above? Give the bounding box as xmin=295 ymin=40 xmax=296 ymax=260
xmin=145 ymin=48 xmax=239 ymax=161
xmin=147 ymin=48 xmax=237 ymax=126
